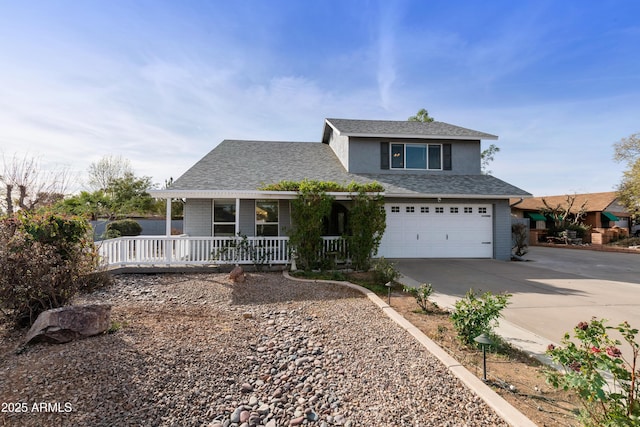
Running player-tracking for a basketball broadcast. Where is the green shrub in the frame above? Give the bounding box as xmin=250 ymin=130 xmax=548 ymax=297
xmin=347 ymin=190 xmax=386 ymax=271
xmin=545 ymin=318 xmax=640 ymax=426
xmin=403 ymin=283 xmax=436 ymax=312
xmin=0 ymin=211 xmax=107 ymax=327
xmin=371 ymin=257 xmax=399 ymax=285
xmin=104 ymin=219 xmax=142 ymax=238
xmin=450 ymin=289 xmax=511 ymax=346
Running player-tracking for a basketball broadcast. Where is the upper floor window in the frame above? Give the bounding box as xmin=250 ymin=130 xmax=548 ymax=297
xmin=256 ymin=200 xmax=279 ymax=236
xmin=382 ymin=142 xmax=451 ymax=171
xmin=390 ymin=143 xmax=442 ymax=170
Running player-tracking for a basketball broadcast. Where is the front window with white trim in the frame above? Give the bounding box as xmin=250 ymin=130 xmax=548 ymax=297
xmin=256 ymin=200 xmax=279 ymax=236
xmin=213 ymin=200 xmax=236 ymax=236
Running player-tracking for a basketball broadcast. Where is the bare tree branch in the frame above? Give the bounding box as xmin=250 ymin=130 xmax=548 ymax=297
xmin=0 ymin=153 xmax=71 ymax=215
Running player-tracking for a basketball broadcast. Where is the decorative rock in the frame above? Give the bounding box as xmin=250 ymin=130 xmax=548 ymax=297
xmin=289 ymin=416 xmax=305 ymax=426
xmin=241 ymin=383 xmax=254 ymax=393
xmin=231 ymin=407 xmax=243 ymax=423
xmin=230 ymin=265 xmax=246 ymax=283
xmin=24 ymin=304 xmax=112 ymax=345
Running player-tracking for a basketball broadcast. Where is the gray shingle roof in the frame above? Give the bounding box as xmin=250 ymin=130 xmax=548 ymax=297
xmin=357 ymin=173 xmax=530 ymax=197
xmin=168 ymin=140 xmax=356 ymax=191
xmin=167 ymin=140 xmax=530 ymax=198
xmin=323 ymin=118 xmax=498 ymax=142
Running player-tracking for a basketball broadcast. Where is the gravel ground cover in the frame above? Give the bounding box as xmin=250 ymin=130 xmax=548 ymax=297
xmin=0 ymin=273 xmax=508 ymax=426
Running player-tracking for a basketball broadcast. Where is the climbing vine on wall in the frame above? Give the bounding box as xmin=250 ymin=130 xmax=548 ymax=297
xmin=347 ymin=190 xmax=386 ymax=270
xmin=288 ymin=184 xmax=334 ymax=270
xmin=264 ymin=179 xmax=386 ymax=271
xmin=259 ymin=179 xmax=384 ymax=193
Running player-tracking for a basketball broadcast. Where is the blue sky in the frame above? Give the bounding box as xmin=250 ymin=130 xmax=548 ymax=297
xmin=1 ymin=0 xmax=639 ymax=196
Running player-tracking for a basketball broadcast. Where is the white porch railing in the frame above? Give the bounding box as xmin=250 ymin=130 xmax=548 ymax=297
xmin=96 ymin=235 xmax=347 ymax=268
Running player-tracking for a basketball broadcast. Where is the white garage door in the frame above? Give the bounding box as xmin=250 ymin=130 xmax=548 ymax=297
xmin=377 ymin=203 xmax=493 ymax=258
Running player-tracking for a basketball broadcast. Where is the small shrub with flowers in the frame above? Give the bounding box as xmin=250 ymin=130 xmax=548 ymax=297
xmin=545 ymin=318 xmax=640 ymax=426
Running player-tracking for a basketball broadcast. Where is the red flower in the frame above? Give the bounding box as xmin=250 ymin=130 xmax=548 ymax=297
xmin=577 ymin=321 xmax=589 ymax=331
xmin=590 ymin=346 xmax=601 ymax=354
xmin=606 ymin=346 xmax=622 ymax=358
xmin=547 ymin=344 xmax=556 ymax=351
xmin=569 ymin=361 xmax=582 ymax=372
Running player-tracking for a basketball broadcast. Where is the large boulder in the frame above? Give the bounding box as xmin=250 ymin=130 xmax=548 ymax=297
xmin=24 ymin=304 xmax=112 ymax=345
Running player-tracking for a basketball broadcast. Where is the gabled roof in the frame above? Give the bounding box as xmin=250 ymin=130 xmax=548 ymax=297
xmin=155 ymin=140 xmax=530 ymax=199
xmin=322 ymin=118 xmax=498 ymax=143
xmin=512 ymin=192 xmax=624 ymax=213
xmin=162 ymin=140 xmax=353 ymax=192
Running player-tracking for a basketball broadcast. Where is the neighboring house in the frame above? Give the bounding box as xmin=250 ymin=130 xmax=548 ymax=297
xmin=511 ymin=192 xmax=631 ymax=244
xmin=152 ymin=118 xmax=531 ymax=261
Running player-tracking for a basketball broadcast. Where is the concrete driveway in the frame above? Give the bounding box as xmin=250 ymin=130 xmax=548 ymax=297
xmin=395 ymin=246 xmax=640 ymax=358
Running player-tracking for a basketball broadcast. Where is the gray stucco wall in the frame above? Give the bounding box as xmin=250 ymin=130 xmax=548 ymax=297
xmin=347 ymin=137 xmax=481 ymax=174
xmin=239 ymin=199 xmax=255 ymax=236
xmin=279 ymin=200 xmax=291 ymax=235
xmin=492 ymin=199 xmax=512 ymax=261
xmin=328 ymin=131 xmax=350 ymax=170
xmin=184 ymin=199 xmax=212 ymax=236
xmin=184 ymin=198 xmax=291 ymax=238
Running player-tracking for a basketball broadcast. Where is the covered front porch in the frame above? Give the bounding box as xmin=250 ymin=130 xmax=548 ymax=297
xmin=97 ymin=235 xmax=347 ymax=268
xmin=96 ymin=189 xmax=353 ymax=268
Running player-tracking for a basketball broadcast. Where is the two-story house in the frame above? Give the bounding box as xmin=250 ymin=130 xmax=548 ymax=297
xmin=152 ymin=118 xmax=530 ymax=261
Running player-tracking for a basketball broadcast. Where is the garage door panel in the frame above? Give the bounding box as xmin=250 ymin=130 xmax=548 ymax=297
xmin=378 ymin=203 xmax=493 ymax=258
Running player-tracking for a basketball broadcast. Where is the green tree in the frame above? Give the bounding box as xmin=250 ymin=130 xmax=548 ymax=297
xmin=106 ymin=172 xmax=157 ymax=218
xmin=408 ymin=108 xmax=435 ymax=123
xmin=481 ymin=144 xmax=500 ymax=175
xmin=54 ymin=190 xmax=110 ymax=220
xmin=614 ymin=132 xmax=640 ymax=220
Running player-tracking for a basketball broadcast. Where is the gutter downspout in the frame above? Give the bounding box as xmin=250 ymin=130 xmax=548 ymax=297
xmin=510 ymin=198 xmax=524 ymax=208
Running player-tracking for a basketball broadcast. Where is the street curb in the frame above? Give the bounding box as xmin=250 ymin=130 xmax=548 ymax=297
xmin=283 ymin=271 xmax=537 ymax=427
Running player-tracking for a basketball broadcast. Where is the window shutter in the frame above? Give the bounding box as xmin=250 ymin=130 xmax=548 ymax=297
xmin=380 ymin=142 xmax=389 ymax=170
xmin=443 ymin=144 xmax=452 ymax=170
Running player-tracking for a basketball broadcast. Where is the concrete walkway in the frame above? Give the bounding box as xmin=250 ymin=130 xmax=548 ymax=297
xmin=395 ymin=246 xmax=640 ymax=361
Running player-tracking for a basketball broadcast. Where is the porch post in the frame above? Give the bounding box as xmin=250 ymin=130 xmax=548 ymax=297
xmin=165 ymin=198 xmax=172 ymax=236
xmin=235 ymin=198 xmax=240 ymax=235
xmin=165 ymin=198 xmax=172 ymax=264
